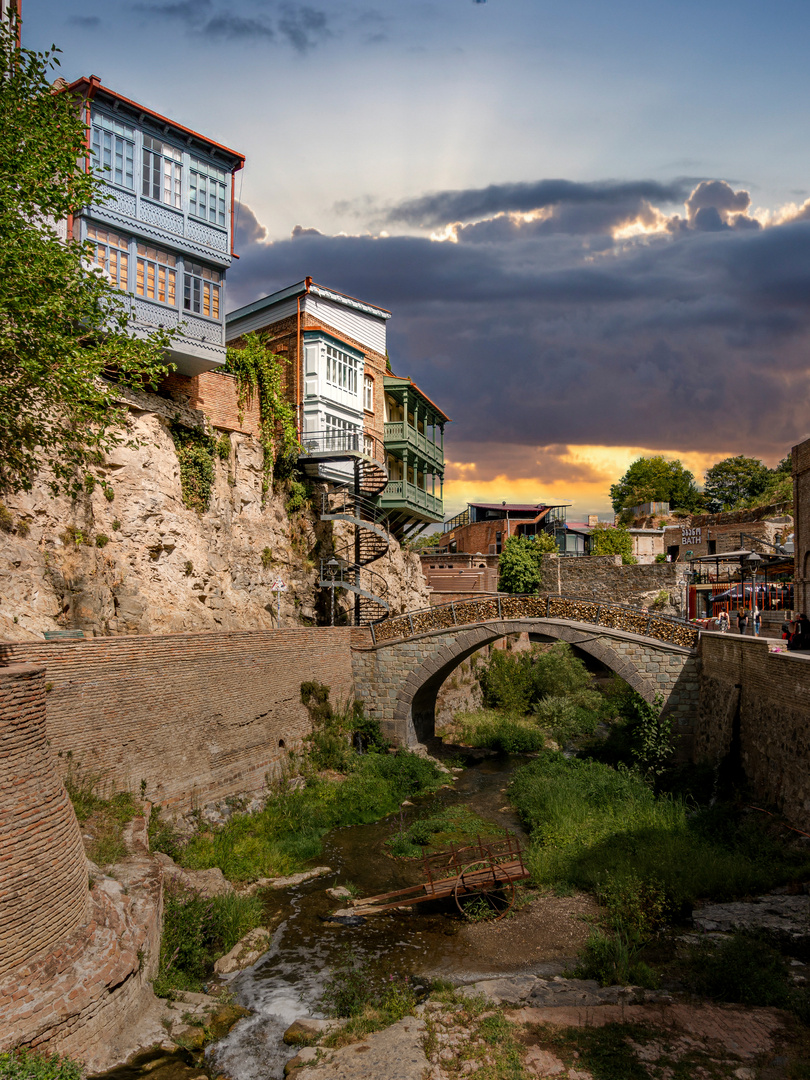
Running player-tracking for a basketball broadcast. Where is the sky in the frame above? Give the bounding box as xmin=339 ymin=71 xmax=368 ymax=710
xmin=24 ymin=0 xmax=810 ymax=518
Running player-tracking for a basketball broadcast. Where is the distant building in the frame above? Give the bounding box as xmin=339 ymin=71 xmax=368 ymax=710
xmin=67 ymin=76 xmax=245 ymax=376
xmin=438 ymin=502 xmax=570 ymax=555
xmin=419 ymin=552 xmax=500 ymax=599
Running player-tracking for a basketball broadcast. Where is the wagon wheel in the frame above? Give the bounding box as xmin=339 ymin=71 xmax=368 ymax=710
xmin=453 ymin=860 xmax=515 ymax=921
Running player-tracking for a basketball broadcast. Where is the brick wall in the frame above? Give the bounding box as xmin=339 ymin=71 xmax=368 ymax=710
xmin=162 ymin=371 xmax=261 ymax=437
xmin=662 ymin=517 xmax=789 ymax=561
xmin=696 ymin=634 xmax=810 ymax=830
xmin=0 ymin=664 xmax=89 ymax=979
xmin=0 ymin=628 xmax=367 ymax=811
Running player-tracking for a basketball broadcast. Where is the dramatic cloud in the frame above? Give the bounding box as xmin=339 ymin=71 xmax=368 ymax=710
xmin=68 ymin=15 xmax=101 ymax=27
xmin=227 ymin=181 xmax=810 ymax=489
xmin=132 ymin=0 xmax=330 ymax=50
xmin=383 ymin=179 xmax=693 ymax=228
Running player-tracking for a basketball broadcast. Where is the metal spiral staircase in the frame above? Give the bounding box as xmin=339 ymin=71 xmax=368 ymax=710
xmin=300 ymin=430 xmax=391 ymax=625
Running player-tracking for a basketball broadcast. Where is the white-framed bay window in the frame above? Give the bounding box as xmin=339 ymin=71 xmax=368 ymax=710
xmin=325 ymin=344 xmax=359 ymax=395
xmin=183 ymin=261 xmax=221 ymax=319
xmin=324 ymin=413 xmax=359 ymax=452
xmin=91 ymin=112 xmax=135 ymax=190
xmin=363 ymin=373 xmax=374 ymax=412
xmin=189 ymin=160 xmax=227 ymax=227
xmin=87 ymin=224 xmax=129 ymax=288
xmin=136 ymin=243 xmax=176 ymax=305
xmin=142 ymin=135 xmax=182 ymax=208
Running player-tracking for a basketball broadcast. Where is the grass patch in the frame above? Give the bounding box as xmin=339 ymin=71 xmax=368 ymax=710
xmin=423 ymin=987 xmax=528 ymax=1079
xmin=317 ymin=949 xmax=417 ymax=1047
xmin=0 ymin=1050 xmax=83 ymax=1080
xmin=445 ymin=709 xmax=547 ymax=753
xmin=154 ymin=882 xmax=264 ymax=997
xmin=509 ymin=751 xmax=810 ymax=916
xmin=63 ymin=762 xmax=140 ymax=867
xmin=386 ymin=804 xmax=505 ymax=858
xmin=173 ymin=751 xmax=443 ymax=883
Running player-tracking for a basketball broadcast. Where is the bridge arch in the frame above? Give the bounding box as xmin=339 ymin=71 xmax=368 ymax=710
xmin=352 ymin=616 xmax=699 ymax=747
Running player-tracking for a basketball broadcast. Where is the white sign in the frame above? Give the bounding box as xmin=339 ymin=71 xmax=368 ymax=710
xmin=269 ymin=579 xmax=288 ymax=592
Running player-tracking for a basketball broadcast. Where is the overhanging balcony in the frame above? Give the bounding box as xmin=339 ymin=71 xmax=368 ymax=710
xmin=384 ymin=421 xmax=444 ymax=469
xmin=378 ymin=479 xmax=443 ymax=522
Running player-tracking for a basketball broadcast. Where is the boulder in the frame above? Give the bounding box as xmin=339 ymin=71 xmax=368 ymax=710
xmin=214 ymin=928 xmax=271 ymax=975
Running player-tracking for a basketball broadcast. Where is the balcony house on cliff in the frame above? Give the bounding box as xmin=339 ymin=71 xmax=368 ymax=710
xmin=67 ymin=76 xmax=245 ymax=376
xmin=382 ymin=376 xmax=448 ymax=537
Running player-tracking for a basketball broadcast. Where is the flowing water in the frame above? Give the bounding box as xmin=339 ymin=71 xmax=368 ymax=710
xmin=95 ymin=754 xmax=531 ymax=1080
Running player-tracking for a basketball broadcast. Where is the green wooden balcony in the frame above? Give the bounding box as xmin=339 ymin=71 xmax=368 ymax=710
xmin=378 ymin=479 xmax=443 ymax=521
xmin=384 ymin=422 xmax=444 ymax=469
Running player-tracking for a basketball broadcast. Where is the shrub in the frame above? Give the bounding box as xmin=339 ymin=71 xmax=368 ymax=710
xmin=95 ymin=534 xmax=109 ymax=548
xmin=686 ymin=933 xmax=792 ymax=1008
xmin=285 ymin=479 xmax=309 ymax=514
xmin=480 ymin=642 xmax=596 ymax=716
xmin=0 ymin=1049 xmax=83 ymax=1080
xmin=456 ymin=710 xmax=546 ymax=753
xmin=261 ymin=546 xmax=273 ymax=568
xmin=654 ymin=553 xmax=666 ymax=562
xmin=216 ymin=433 xmax=232 ymax=460
xmin=112 ymin=519 xmax=121 ymax=530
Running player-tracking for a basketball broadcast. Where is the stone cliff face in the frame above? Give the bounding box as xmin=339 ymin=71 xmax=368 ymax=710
xmin=0 ymin=388 xmax=429 ymax=642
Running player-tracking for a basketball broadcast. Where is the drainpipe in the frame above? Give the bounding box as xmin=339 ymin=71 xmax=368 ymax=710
xmin=296 ymin=295 xmax=301 ymax=438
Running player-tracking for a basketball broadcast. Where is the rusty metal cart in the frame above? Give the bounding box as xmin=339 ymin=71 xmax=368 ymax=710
xmin=351 ymin=832 xmax=529 ymax=921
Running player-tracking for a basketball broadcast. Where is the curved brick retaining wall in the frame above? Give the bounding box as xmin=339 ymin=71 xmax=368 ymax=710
xmin=0 ymin=664 xmax=89 ymax=980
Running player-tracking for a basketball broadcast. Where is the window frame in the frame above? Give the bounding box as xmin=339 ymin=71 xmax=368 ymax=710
xmin=183 ymin=260 xmax=222 ymax=321
xmin=363 ymin=373 xmax=374 ymax=412
xmin=188 ymin=158 xmax=228 ymax=229
xmin=325 ymin=344 xmax=359 ymax=396
xmin=86 ymin=224 xmax=130 ymax=290
xmin=135 ymin=242 xmax=177 ymax=307
xmin=142 ymin=134 xmax=183 ymax=209
xmin=90 ymin=111 xmax=135 ymax=191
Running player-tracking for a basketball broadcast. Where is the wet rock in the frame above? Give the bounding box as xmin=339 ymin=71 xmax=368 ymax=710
xmin=283 ymin=1018 xmax=334 ymax=1044
xmin=327 ymin=886 xmax=353 ymax=900
xmin=693 ymin=892 xmax=810 ymax=950
xmin=241 ymin=866 xmax=332 ymax=894
xmin=461 ymin=977 xmax=539 ymax=1005
xmin=154 ymin=853 xmax=234 ymax=898
xmin=292 ymin=1016 xmax=428 ymax=1080
xmin=323 ymin=913 xmax=367 ymax=926
xmin=213 ymin=927 xmax=271 ymax=974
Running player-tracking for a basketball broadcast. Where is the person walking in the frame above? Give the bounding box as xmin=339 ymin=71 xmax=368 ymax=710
xmin=736 ymin=607 xmax=749 ymax=635
xmin=718 ymin=610 xmax=730 ymax=633
xmin=753 ymin=606 xmax=762 ymax=636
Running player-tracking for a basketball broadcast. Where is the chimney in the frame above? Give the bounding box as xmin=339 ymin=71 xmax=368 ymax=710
xmin=588 ymin=515 xmax=599 ymax=528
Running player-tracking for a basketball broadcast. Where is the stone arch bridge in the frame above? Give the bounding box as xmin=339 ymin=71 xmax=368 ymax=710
xmin=351 ymin=595 xmax=700 ymax=746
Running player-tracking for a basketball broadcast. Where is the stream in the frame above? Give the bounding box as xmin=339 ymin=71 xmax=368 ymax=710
xmin=97 ymin=753 xmax=534 ymax=1080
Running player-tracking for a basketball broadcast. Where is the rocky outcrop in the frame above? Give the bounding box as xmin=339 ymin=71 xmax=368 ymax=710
xmin=0 ymin=386 xmax=428 ymax=642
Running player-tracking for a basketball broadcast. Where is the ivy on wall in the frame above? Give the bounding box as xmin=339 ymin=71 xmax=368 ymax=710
xmin=226 ymin=333 xmax=299 ymax=494
xmin=169 ymin=420 xmax=217 ymax=514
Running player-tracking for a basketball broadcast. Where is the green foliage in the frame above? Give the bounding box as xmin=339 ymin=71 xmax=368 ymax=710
xmin=573 ymin=928 xmax=658 ymax=988
xmin=261 ymin=546 xmax=273 ymax=568
xmin=703 ymin=454 xmax=772 ymax=511
xmin=629 ymin=694 xmax=675 ymax=781
xmin=95 ymin=534 xmax=109 ymax=548
xmin=63 ymin=763 xmax=139 ymax=865
xmin=112 ymin=519 xmax=121 ymax=531
xmin=497 ymin=533 xmax=556 ymax=593
xmin=215 ymin=433 xmax=232 ymax=460
xmin=654 ymin=552 xmax=666 ymax=562
xmin=154 ymin=881 xmax=264 ymax=996
xmin=387 ymin=804 xmax=504 ymax=857
xmin=480 ymin=642 xmax=595 ymax=715
xmin=684 ymin=933 xmax=802 ymax=1012
xmin=455 ymin=710 xmax=548 ymax=754
xmin=531 ymin=694 xmax=602 ymax=745
xmin=320 ymin=949 xmax=416 ymax=1029
xmin=589 ymin=522 xmax=636 ymax=564
xmin=285 ymin=479 xmax=310 ymax=515
xmin=147 ymin=805 xmax=184 ymax=861
xmin=0 ymin=1049 xmax=83 ymax=1080
xmin=0 ymin=502 xmax=13 ymax=531
xmin=0 ymin=22 xmax=174 ymax=497
xmin=178 ymin=751 xmax=442 ymax=883
xmin=609 ymin=456 xmax=699 ymax=514
xmin=168 ymin=421 xmax=217 ymax=514
xmin=509 ymin=751 xmax=810 ymax=918
xmin=225 ymin=333 xmax=298 ymax=494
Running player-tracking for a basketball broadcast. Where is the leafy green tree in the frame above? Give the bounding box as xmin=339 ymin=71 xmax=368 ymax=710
xmin=609 ymin=456 xmax=699 ymax=514
xmin=589 ymin=522 xmax=636 ymax=564
xmin=0 ymin=21 xmax=173 ymax=496
xmin=702 ymin=456 xmax=771 ymax=511
xmin=497 ymin=532 xmax=557 ymax=594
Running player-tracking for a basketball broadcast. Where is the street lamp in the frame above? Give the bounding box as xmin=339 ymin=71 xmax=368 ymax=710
xmin=746 ymin=552 xmax=763 ymax=621
xmin=326 ymin=558 xmax=340 ymax=626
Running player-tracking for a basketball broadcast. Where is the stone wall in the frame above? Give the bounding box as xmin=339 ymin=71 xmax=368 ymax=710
xmin=696 ymin=634 xmax=810 ymax=830
xmin=539 ymin=555 xmax=687 ymax=615
xmin=1 ymin=627 xmax=367 ymax=810
xmin=0 ymin=664 xmax=89 ymax=980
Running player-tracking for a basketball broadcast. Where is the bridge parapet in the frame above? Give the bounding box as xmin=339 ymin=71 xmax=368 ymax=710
xmin=372 ymin=594 xmax=699 ymax=651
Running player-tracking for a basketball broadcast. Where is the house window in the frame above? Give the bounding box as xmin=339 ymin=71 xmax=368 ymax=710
xmin=189 ymin=160 xmax=227 ymax=227
xmin=91 ymin=112 xmax=134 ymax=189
xmin=325 ymin=344 xmax=358 ymax=394
xmin=136 ymin=243 xmax=176 ymax=305
xmin=363 ymin=374 xmax=374 ymax=412
xmin=86 ymin=225 xmax=129 ymax=289
xmin=363 ymin=433 xmax=374 ymax=457
xmin=142 ymin=135 xmax=182 ymax=208
xmin=324 ymin=413 xmax=359 ymax=451
xmin=183 ymin=261 xmax=221 ymax=319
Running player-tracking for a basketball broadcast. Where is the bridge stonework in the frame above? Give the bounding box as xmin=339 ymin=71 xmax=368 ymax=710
xmin=351 ymin=618 xmax=699 ymax=747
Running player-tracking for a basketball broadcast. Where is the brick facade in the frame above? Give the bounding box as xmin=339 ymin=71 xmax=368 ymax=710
xmin=0 ymin=664 xmax=89 ymax=980
xmin=662 ymin=508 xmax=791 ymax=562
xmin=696 ymin=634 xmax=810 ymax=831
xmin=0 ymin=628 xmax=367 ymax=811
xmin=162 ymin=370 xmax=261 ymax=437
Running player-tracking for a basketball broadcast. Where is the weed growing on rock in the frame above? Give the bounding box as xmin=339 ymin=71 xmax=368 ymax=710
xmin=0 ymin=502 xmax=13 ymax=532
xmin=95 ymin=534 xmax=109 ymax=548
xmin=169 ymin=420 xmax=217 ymax=514
xmin=261 ymin=546 xmax=273 ymax=568
xmin=63 ymin=764 xmax=139 ymax=866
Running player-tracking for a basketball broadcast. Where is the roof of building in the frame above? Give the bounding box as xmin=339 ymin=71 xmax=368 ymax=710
xmin=227 ymin=278 xmax=392 ymax=325
xmin=67 ymin=76 xmax=245 ymax=169
xmin=383 ymin=375 xmax=451 ymax=422
xmin=469 ymin=502 xmax=570 ymax=512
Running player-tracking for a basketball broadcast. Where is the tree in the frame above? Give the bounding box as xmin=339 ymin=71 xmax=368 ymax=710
xmin=702 ymin=456 xmax=771 ymax=512
xmin=609 ymin=456 xmax=699 ymax=514
xmin=589 ymin=522 xmax=636 ymax=564
xmin=0 ymin=21 xmax=173 ymax=497
xmin=497 ymin=532 xmax=557 ymax=594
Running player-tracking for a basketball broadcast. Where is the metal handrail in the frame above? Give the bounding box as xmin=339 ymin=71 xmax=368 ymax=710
xmin=320 ymin=559 xmax=389 ymax=608
xmin=300 ymin=429 xmax=386 ymax=468
xmin=368 ymin=592 xmax=700 ymax=649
